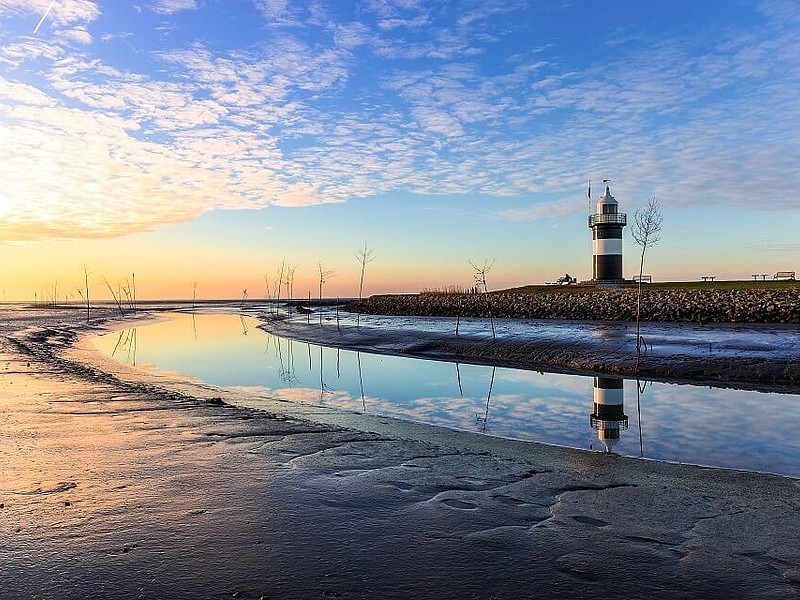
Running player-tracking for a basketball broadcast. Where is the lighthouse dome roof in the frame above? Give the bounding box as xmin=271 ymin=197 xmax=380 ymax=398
xmin=595 ymin=185 xmax=618 ymax=213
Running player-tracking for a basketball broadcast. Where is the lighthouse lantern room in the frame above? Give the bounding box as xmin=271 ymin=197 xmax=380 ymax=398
xmin=588 ymin=185 xmax=627 ymax=282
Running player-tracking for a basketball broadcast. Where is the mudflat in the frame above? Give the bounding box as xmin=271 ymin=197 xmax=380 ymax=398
xmin=263 ymin=311 xmax=800 ymax=390
xmin=2 ymin=305 xmax=800 ymax=599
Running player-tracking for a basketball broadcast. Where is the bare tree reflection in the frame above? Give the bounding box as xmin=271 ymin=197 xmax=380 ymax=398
xmin=318 ymin=345 xmax=331 ymax=404
xmin=357 ymin=351 xmax=366 ymax=413
xmin=635 ymin=377 xmax=651 ymax=457
xmin=111 ymin=329 xmax=125 ymax=358
xmin=111 ymin=327 xmax=138 ymax=366
xmin=476 ymin=366 xmax=496 ymax=433
xmin=275 ymin=337 xmax=296 ymax=385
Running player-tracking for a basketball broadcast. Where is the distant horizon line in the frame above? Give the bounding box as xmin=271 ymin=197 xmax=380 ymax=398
xmin=3 ymin=277 xmax=797 ymax=305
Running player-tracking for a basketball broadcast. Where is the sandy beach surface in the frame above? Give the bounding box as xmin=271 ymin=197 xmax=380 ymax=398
xmin=3 ymin=305 xmax=800 ymax=599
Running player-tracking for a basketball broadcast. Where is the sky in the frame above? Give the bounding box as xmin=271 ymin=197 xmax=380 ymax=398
xmin=1 ymin=0 xmax=799 ymax=301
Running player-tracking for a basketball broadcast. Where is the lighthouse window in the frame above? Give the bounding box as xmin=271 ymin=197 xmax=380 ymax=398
xmin=602 ymin=204 xmax=617 ymax=215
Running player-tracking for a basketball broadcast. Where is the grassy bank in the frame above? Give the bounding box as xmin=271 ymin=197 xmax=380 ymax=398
xmin=504 ymin=279 xmax=800 ymax=293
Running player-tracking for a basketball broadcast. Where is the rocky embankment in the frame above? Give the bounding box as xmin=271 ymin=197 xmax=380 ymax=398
xmin=347 ymin=287 xmax=800 ymax=324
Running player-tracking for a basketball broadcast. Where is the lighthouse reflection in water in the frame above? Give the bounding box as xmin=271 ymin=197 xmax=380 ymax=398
xmin=589 ymin=376 xmax=628 ymax=452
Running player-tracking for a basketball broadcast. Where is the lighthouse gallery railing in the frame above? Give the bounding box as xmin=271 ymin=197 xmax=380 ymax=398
xmin=588 ymin=213 xmax=627 ymax=227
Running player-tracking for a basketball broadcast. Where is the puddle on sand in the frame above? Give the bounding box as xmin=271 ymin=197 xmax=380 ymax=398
xmin=92 ymin=312 xmax=800 ymax=477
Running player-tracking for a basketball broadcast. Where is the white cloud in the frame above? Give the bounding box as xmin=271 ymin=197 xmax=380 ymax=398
xmin=332 ymin=21 xmax=371 ymax=50
xmin=252 ymin=0 xmax=300 ymax=26
xmin=151 ymin=0 xmax=197 ymax=14
xmin=54 ymin=25 xmax=92 ymax=45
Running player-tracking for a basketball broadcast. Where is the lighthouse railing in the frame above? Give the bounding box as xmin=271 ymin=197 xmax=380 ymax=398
xmin=589 ymin=213 xmax=627 ymax=227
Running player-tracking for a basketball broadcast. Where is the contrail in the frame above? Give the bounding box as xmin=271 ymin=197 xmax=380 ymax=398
xmin=33 ymin=0 xmax=57 ymax=35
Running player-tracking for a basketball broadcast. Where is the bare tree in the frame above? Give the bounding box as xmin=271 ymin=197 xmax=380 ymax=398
xmin=469 ymin=258 xmax=496 ymax=338
xmin=120 ymin=273 xmax=137 ymax=312
xmin=318 ymin=262 xmax=335 ymax=300
xmin=355 ymin=243 xmax=375 ymax=300
xmin=631 ymin=197 xmax=663 ymax=358
xmin=130 ymin=273 xmax=137 ymax=312
xmin=274 ymin=259 xmax=287 ymax=302
xmin=77 ymin=265 xmax=91 ymax=322
xmin=469 ymin=258 xmax=494 ymax=293
xmin=287 ymin=264 xmax=298 ymax=299
xmin=103 ymin=277 xmax=125 ymax=316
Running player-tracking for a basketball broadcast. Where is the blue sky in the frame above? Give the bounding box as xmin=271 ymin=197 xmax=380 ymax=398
xmin=0 ymin=0 xmax=799 ymax=299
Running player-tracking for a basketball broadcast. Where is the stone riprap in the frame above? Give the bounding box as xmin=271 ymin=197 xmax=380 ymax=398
xmin=347 ymin=287 xmax=800 ymax=324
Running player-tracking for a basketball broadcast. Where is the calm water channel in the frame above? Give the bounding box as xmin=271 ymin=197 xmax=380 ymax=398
xmin=92 ymin=312 xmax=800 ymax=477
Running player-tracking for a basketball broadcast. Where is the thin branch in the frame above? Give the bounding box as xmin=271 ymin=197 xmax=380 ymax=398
xmin=355 ymin=243 xmax=376 ymax=300
xmin=631 ymin=196 xmax=663 ymax=368
xmin=318 ymin=262 xmax=335 ymax=300
xmin=103 ymin=277 xmax=125 ymax=316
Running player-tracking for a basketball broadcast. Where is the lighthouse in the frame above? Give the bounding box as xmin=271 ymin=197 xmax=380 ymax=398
xmin=589 ymin=376 xmax=628 ymax=452
xmin=589 ymin=184 xmax=627 ymax=282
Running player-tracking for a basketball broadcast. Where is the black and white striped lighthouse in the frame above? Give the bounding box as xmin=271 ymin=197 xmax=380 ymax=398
xmin=588 ymin=184 xmax=627 ymax=282
xmin=589 ymin=376 xmax=628 ymax=453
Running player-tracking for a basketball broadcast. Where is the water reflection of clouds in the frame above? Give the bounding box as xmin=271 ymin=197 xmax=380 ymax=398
xmin=497 ymin=367 xmax=592 ymax=396
xmin=633 ymin=382 xmax=800 ymax=474
xmin=93 ymin=312 xmax=800 ymax=476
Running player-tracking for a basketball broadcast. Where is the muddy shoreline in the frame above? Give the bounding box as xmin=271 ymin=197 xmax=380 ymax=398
xmin=2 ymin=306 xmax=800 ymax=599
xmin=261 ymin=311 xmax=800 ymax=392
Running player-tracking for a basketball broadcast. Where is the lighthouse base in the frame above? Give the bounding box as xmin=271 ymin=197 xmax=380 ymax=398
xmin=583 ymin=277 xmax=634 ymax=285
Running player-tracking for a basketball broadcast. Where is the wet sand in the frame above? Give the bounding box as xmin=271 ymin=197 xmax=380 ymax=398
xmin=2 ymin=306 xmax=800 ymax=599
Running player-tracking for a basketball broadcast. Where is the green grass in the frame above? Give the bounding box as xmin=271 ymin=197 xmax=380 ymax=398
xmin=500 ymin=279 xmax=800 ymax=294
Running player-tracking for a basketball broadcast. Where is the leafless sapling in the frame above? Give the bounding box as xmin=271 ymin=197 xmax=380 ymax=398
xmin=469 ymin=258 xmax=496 ymax=338
xmin=631 ymin=196 xmax=663 ymax=359
xmin=287 ymin=264 xmax=298 ymax=300
xmin=318 ymin=262 xmax=335 ymax=300
xmin=273 ymin=259 xmax=287 ymax=314
xmin=355 ymin=243 xmax=375 ymax=300
xmin=276 ymin=261 xmax=286 ymax=299
xmin=103 ymin=277 xmax=125 ymax=316
xmin=131 ymin=273 xmax=136 ymax=312
xmin=78 ymin=265 xmax=91 ymax=322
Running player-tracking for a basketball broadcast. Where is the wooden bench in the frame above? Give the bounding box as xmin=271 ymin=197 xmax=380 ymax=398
xmin=751 ymin=274 xmax=768 ymax=281
xmin=774 ymin=271 xmax=796 ymax=281
xmin=633 ymin=275 xmax=652 ymax=283
xmin=701 ymin=276 xmax=716 ymax=282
